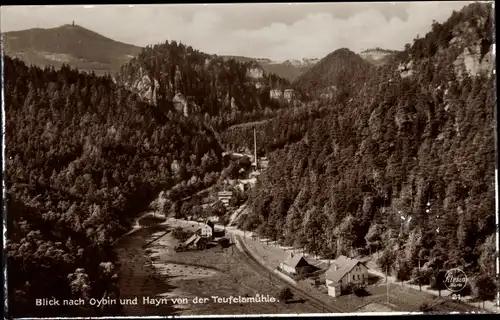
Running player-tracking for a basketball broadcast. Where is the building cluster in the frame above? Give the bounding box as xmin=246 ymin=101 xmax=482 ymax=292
xmin=279 ymin=254 xmax=368 ymax=298
xmin=180 ymin=220 xmax=216 ymax=250
xmin=217 ymin=191 xmax=234 ymax=208
xmin=269 ymin=88 xmax=296 ymax=102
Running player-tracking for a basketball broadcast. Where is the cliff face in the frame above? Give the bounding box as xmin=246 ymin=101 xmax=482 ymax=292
xmin=451 ymin=14 xmax=493 ymax=78
xmin=120 ymin=67 xmax=160 ymax=105
xmin=453 ymin=40 xmax=493 ymax=78
xmin=399 ymin=6 xmax=493 ymax=81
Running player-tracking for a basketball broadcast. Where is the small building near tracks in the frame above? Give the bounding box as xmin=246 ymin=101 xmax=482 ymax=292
xmin=279 ymin=254 xmax=312 ymax=275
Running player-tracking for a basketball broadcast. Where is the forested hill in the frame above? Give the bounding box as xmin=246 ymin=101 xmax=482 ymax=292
xmin=116 ymin=41 xmax=299 ymax=130
xmin=2 ymin=24 xmax=142 ymax=75
xmin=293 ymin=48 xmax=375 ymax=99
xmin=240 ymin=1 xmax=495 ymax=289
xmin=4 ymin=56 xmax=222 ymax=317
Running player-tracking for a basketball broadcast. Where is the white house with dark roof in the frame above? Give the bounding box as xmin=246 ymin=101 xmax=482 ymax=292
xmin=194 ymin=220 xmax=215 ymax=239
xmin=279 ymin=254 xmax=312 ymax=275
xmin=325 ymin=255 xmax=369 ymax=297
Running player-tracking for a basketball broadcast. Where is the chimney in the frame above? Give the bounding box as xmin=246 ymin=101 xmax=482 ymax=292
xmin=253 ymin=126 xmax=258 ymax=169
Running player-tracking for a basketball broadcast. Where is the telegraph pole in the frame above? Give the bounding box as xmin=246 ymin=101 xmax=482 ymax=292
xmin=386 ymin=266 xmax=389 ymax=305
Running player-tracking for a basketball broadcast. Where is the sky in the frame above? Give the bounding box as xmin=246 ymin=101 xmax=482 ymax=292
xmin=1 ymin=2 xmax=474 ymax=61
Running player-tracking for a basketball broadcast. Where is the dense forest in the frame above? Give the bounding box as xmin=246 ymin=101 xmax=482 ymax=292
xmin=221 ymin=103 xmax=329 ymax=154
xmin=239 ymin=2 xmax=496 ymax=295
xmin=116 ymin=41 xmax=299 ymax=131
xmin=4 ymin=57 xmax=223 ymax=317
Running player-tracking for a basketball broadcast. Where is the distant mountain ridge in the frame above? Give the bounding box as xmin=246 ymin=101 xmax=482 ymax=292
xmin=2 ymin=24 xmax=317 ymax=82
xmin=222 ymin=55 xmax=318 ymax=82
xmin=359 ymin=47 xmax=400 ymax=66
xmin=2 ymin=24 xmax=142 ymax=75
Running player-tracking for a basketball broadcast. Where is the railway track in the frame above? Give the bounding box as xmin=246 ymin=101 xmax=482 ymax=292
xmin=231 ymin=234 xmax=344 ymax=314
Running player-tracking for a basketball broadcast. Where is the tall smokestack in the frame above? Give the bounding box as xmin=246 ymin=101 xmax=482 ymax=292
xmin=253 ymin=126 xmax=258 ymax=169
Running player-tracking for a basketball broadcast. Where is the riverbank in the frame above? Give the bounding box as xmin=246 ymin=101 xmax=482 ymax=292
xmin=116 ymin=216 xmax=322 ymax=315
xmin=115 ymin=225 xmax=181 ymax=316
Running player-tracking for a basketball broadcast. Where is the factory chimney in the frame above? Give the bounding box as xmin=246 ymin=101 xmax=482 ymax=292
xmin=253 ymin=126 xmax=258 ymax=170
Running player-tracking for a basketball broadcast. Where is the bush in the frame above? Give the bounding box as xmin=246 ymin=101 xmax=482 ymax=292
xmin=219 ymin=214 xmax=230 ymax=226
xmin=419 ymin=302 xmax=433 ymax=312
xmin=473 ymin=274 xmax=497 ymax=304
xmin=353 ymin=286 xmax=369 ymax=297
xmin=172 ymin=227 xmax=190 ymax=242
xmin=278 ymin=287 xmax=294 ymax=303
xmin=218 ymin=237 xmax=230 ymax=248
xmin=174 ymin=245 xmax=186 ymax=252
xmin=344 ymin=282 xmax=354 ymax=294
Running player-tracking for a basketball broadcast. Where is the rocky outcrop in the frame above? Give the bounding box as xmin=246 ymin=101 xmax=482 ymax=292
xmin=398 ymin=60 xmax=414 ymax=78
xmin=450 ymin=17 xmax=493 ymax=79
xmin=173 ymin=93 xmax=189 ymax=117
xmin=453 ymin=41 xmax=493 ymax=78
xmin=120 ymin=67 xmax=160 ymax=105
xmin=231 ymin=97 xmax=238 ymax=111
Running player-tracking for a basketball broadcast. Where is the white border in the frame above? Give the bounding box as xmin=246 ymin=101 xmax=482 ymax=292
xmin=2 ymin=2 xmax=499 ymax=318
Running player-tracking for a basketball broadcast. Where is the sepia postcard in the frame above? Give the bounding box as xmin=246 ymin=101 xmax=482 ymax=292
xmin=1 ymin=2 xmax=498 ymax=318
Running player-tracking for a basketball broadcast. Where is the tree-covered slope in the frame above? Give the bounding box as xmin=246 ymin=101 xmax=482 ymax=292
xmin=4 ymin=57 xmax=222 ymax=317
xmin=116 ymin=41 xmax=298 ymax=130
xmin=293 ymin=48 xmax=375 ymax=99
xmin=240 ymin=2 xmax=495 ymax=288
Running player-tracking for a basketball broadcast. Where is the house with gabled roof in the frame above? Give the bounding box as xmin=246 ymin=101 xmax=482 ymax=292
xmin=195 ymin=219 xmax=215 ymax=239
xmin=279 ymin=254 xmax=312 ymax=275
xmin=182 ymin=234 xmax=207 ymax=250
xmin=325 ymin=255 xmax=369 ymax=297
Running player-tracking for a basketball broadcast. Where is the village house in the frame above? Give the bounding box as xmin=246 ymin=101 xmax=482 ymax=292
xmin=283 ymin=88 xmax=295 ymax=102
xmin=227 ymin=179 xmax=250 ymax=193
xmin=196 ymin=220 xmax=215 ymax=239
xmin=325 ymin=255 xmax=369 ymax=297
xmin=182 ymin=234 xmax=207 ymax=250
xmin=217 ymin=190 xmax=233 ymax=208
xmin=279 ymin=254 xmax=312 ymax=275
xmin=269 ymin=89 xmax=283 ymax=100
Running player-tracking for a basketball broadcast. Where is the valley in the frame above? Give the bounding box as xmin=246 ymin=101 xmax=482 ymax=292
xmin=3 ymin=2 xmax=498 ymax=318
